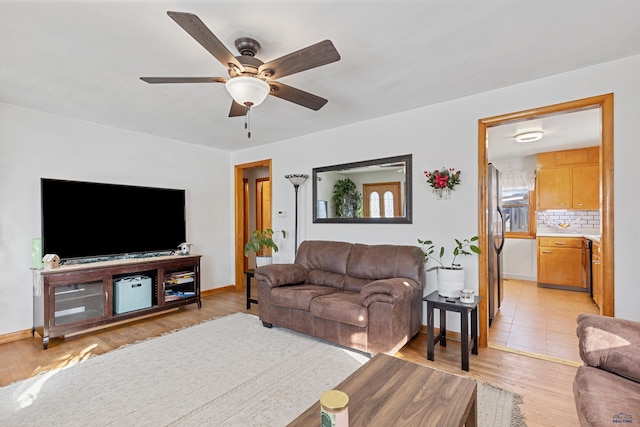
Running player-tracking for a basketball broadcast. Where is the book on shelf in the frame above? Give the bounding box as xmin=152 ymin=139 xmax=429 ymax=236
xmin=165 ymin=291 xmax=195 ymax=300
xmin=165 ymin=271 xmax=194 ymax=285
xmin=165 ymin=277 xmax=194 ymax=284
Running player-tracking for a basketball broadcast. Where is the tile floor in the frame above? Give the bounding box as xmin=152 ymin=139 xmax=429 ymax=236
xmin=488 ymin=278 xmax=600 ymax=364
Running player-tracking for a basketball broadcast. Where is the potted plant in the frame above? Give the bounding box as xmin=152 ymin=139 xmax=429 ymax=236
xmin=332 ymin=178 xmax=362 ymax=218
xmin=244 ymin=228 xmax=286 ymax=267
xmin=417 ymin=236 xmax=480 ymax=297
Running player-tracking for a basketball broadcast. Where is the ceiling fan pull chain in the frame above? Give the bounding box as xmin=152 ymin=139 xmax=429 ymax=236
xmin=245 ymin=104 xmax=252 ymax=138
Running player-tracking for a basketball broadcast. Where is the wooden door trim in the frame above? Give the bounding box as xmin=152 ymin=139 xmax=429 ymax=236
xmin=234 ymin=159 xmax=272 ymax=290
xmin=477 ymin=93 xmax=614 ymax=348
xmin=243 ymin=179 xmax=249 ymax=272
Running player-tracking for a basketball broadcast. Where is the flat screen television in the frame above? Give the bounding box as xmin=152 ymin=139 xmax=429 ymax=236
xmin=41 ymin=178 xmax=186 ymax=261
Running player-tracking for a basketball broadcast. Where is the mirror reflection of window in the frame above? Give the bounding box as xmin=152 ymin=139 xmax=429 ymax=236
xmin=369 ymin=193 xmax=380 ymax=218
xmin=383 ymin=191 xmax=394 ymax=217
xmin=369 ymin=191 xmax=395 ymax=218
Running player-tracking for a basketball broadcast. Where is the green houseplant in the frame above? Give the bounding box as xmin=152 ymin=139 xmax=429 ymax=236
xmin=244 ymin=228 xmax=286 ymax=267
xmin=417 ymin=236 xmax=480 ymax=298
xmin=417 ymin=236 xmax=480 ymax=270
xmin=332 ymin=178 xmax=362 ymax=218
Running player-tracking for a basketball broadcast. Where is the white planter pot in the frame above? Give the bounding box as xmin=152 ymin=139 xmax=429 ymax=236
xmin=256 ymin=256 xmax=273 ymax=268
xmin=437 ymin=268 xmax=465 ymax=298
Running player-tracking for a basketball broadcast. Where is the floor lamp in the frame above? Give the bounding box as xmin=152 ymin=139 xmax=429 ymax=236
xmin=284 ymin=174 xmax=308 ymax=255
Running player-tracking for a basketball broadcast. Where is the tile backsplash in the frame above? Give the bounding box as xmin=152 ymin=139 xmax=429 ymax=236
xmin=537 ymin=210 xmax=600 ymax=234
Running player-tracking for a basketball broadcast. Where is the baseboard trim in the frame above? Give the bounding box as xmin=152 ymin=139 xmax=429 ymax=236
xmin=503 ymin=274 xmax=537 ymax=282
xmin=0 ymin=329 xmax=32 ymax=345
xmin=418 ymin=325 xmax=462 ymax=342
xmin=202 ymin=285 xmax=235 ymax=296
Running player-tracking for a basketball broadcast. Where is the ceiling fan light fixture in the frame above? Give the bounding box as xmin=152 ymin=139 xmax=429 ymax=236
xmin=514 ymin=130 xmax=544 ymax=143
xmin=225 ymin=76 xmax=270 ymax=107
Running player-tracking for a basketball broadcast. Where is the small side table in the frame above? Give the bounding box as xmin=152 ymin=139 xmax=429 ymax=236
xmin=245 ymin=269 xmax=257 ymax=310
xmin=423 ymin=290 xmax=482 ymax=371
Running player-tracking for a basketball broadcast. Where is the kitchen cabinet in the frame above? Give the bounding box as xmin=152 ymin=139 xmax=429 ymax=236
xmin=572 ymin=165 xmax=600 ymax=209
xmin=537 ymin=167 xmax=572 ymax=209
xmin=591 ymin=241 xmax=602 ymax=309
xmin=537 ymin=147 xmax=600 ymax=210
xmin=537 ymin=146 xmax=599 ymax=167
xmin=537 ymin=237 xmax=588 ymax=290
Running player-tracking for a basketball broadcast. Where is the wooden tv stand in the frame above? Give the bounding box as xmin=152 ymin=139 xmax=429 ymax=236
xmin=33 ymin=255 xmax=201 ymax=349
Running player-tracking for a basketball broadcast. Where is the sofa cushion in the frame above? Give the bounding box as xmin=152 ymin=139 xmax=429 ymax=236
xmin=295 ymin=240 xmax=352 ymax=275
xmin=577 ymin=313 xmax=640 ymax=382
xmin=343 ymin=276 xmax=371 ymax=293
xmin=310 ymin=291 xmax=368 ymax=327
xmin=271 ymin=285 xmax=338 ymax=311
xmin=308 ymin=270 xmax=346 ymax=290
xmin=346 ymin=243 xmax=423 ymax=284
xmin=574 ymin=365 xmax=640 ymax=426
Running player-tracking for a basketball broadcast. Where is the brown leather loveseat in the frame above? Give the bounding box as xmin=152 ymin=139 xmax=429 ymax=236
xmin=255 ymin=240 xmax=424 ymax=355
xmin=573 ymin=313 xmax=640 ymax=426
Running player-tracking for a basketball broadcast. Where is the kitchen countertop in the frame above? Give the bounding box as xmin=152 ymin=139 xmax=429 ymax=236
xmin=537 ymin=232 xmax=601 ymax=242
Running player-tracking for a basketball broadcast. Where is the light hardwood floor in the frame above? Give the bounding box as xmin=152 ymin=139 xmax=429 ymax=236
xmin=0 ymin=290 xmax=581 ymax=426
xmin=490 ymin=279 xmax=599 ymax=364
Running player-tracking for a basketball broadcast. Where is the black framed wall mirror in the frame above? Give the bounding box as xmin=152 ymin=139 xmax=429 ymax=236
xmin=313 ymin=154 xmax=412 ymax=224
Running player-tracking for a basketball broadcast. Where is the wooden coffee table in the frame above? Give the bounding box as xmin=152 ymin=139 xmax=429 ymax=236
xmin=288 ymin=353 xmax=477 ymax=427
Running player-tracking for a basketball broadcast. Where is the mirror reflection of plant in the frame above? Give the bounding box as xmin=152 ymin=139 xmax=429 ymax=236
xmin=244 ymin=228 xmax=286 ymax=257
xmin=332 ymin=178 xmax=362 ymax=218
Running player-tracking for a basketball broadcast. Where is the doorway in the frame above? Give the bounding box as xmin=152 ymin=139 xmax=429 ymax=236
xmin=255 ymin=178 xmax=272 ymax=240
xmin=477 ymin=94 xmax=615 ymax=352
xmin=234 ymin=159 xmax=272 ymax=290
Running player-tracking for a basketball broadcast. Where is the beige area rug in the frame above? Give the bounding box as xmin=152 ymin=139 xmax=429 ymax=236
xmin=0 ymin=313 xmax=525 ymax=426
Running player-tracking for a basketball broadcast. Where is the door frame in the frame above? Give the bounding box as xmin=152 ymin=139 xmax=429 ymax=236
xmin=234 ymin=159 xmax=272 ymax=290
xmin=477 ymin=93 xmax=614 ymax=347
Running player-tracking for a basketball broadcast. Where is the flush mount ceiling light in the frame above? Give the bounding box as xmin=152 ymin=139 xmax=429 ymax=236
xmin=514 ymin=131 xmax=544 ymax=143
xmin=225 ymin=76 xmax=270 ymax=108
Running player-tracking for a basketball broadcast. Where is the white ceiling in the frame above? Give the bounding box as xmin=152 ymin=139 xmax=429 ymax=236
xmin=487 ymin=108 xmax=602 ymax=162
xmin=1 ymin=1 xmax=639 ymax=152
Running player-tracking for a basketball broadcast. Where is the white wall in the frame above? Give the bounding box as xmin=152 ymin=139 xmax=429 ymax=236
xmin=503 ymin=239 xmax=537 ymax=281
xmin=3 ymin=54 xmax=640 ymax=338
xmin=232 ymin=53 xmax=640 ymax=324
xmin=0 ymin=104 xmax=232 ymax=335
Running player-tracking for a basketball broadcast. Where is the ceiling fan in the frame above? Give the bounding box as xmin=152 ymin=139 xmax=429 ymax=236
xmin=141 ymin=11 xmax=341 ymax=136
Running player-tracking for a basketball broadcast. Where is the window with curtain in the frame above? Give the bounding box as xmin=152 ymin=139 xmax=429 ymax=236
xmin=501 ymin=171 xmax=536 ymax=238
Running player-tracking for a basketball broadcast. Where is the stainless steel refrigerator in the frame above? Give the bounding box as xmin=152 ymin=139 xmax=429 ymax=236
xmin=488 ymin=163 xmax=505 ymax=325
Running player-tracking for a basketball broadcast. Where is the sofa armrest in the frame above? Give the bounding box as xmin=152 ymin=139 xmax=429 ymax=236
xmin=359 ymin=278 xmax=417 ymax=307
xmin=254 ymin=264 xmax=307 ymax=288
xmin=577 ymin=313 xmax=640 ymax=383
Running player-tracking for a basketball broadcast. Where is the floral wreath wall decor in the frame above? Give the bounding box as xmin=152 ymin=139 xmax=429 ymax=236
xmin=424 ymin=167 xmax=461 ymax=200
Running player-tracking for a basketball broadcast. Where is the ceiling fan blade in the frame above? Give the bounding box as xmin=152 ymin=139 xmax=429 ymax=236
xmin=229 ymin=100 xmax=247 ymax=117
xmin=167 ymin=11 xmax=244 ymax=72
xmin=140 ymin=77 xmax=227 ymax=84
xmin=258 ymin=40 xmax=340 ymax=80
xmin=267 ymin=81 xmax=328 ymax=111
